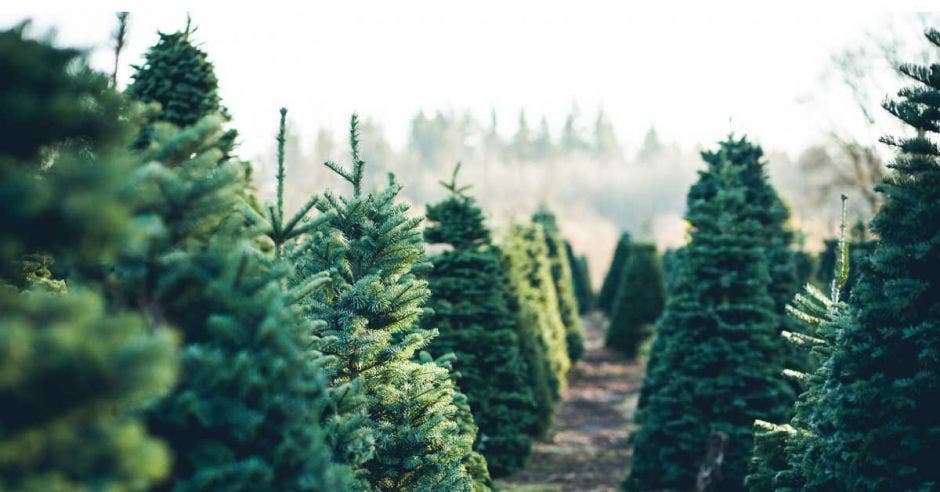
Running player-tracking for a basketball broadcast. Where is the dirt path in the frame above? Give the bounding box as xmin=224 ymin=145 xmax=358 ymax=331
xmin=496 ymin=313 xmax=646 ymax=492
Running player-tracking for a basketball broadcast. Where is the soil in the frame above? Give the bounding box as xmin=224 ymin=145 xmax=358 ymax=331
xmin=496 ymin=313 xmax=646 ymax=492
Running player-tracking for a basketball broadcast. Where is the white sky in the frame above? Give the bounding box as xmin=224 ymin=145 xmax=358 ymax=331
xmin=2 ymin=1 xmax=936 ymax=159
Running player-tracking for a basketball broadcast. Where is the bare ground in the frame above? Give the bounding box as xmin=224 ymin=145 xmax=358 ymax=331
xmin=496 ymin=313 xmax=645 ymax=492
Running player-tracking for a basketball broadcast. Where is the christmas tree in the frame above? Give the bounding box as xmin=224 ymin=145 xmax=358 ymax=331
xmin=791 ymin=28 xmax=940 ymax=491
xmin=625 ymin=143 xmax=793 ymax=492
xmin=565 ymin=241 xmax=594 ymax=314
xmin=110 ymin=113 xmax=355 ymax=490
xmin=127 ymin=17 xmax=237 ymax=155
xmin=499 ymin=222 xmax=571 ymax=435
xmin=422 ymin=164 xmax=537 ymax=477
xmin=605 ymin=243 xmax=665 ymax=358
xmin=533 ymin=208 xmax=585 ymax=361
xmin=597 ymin=232 xmax=631 ymax=313
xmin=0 ymin=25 xmax=177 ymax=491
xmin=293 ymin=116 xmax=486 ymax=491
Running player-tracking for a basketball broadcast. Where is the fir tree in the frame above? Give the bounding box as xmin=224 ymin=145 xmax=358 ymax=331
xmin=625 ymin=145 xmax=793 ymax=492
xmin=0 ymin=25 xmax=177 ymax=491
xmin=422 ymin=164 xmax=537 ymax=477
xmin=605 ymin=243 xmax=665 ymax=358
xmin=126 ymin=18 xmax=236 ymax=155
xmin=115 ymin=115 xmax=353 ymax=491
xmin=792 ymin=28 xmax=940 ymax=490
xmin=745 ymin=195 xmax=852 ymax=492
xmin=293 ymin=116 xmax=485 ymax=491
xmin=565 ymin=241 xmax=594 ymax=314
xmin=533 ymin=208 xmax=585 ymax=362
xmin=597 ymin=232 xmax=631 ymax=313
xmin=499 ymin=223 xmax=571 ymax=435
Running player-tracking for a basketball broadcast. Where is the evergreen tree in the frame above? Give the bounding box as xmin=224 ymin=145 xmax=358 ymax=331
xmin=533 ymin=208 xmax=585 ymax=362
xmin=499 ymin=223 xmax=571 ymax=435
xmin=126 ymin=18 xmax=236 ymax=155
xmin=745 ymin=196 xmax=852 ymax=492
xmin=597 ymin=232 xmax=631 ymax=313
xmin=792 ymin=29 xmax=940 ymax=490
xmin=625 ymin=145 xmax=793 ymax=492
xmin=699 ymin=136 xmax=803 ymax=375
xmin=565 ymin=241 xmax=594 ymax=314
xmin=0 ymin=25 xmax=177 ymax=491
xmin=113 ymin=115 xmax=353 ymax=490
xmin=293 ymin=116 xmax=485 ymax=491
xmin=422 ymin=164 xmax=537 ymax=477
xmin=605 ymin=243 xmax=665 ymax=358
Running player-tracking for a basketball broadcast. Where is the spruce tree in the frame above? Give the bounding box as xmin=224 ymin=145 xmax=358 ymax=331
xmin=0 ymin=25 xmax=177 ymax=491
xmin=113 ymin=115 xmax=353 ymax=490
xmin=565 ymin=241 xmax=594 ymax=314
xmin=792 ymin=28 xmax=940 ymax=490
xmin=605 ymin=243 xmax=665 ymax=358
xmin=533 ymin=208 xmax=585 ymax=361
xmin=293 ymin=116 xmax=486 ymax=491
xmin=625 ymin=145 xmax=793 ymax=492
xmin=499 ymin=223 xmax=571 ymax=435
xmin=597 ymin=232 xmax=631 ymax=313
xmin=126 ymin=18 xmax=236 ymax=155
xmin=422 ymin=164 xmax=537 ymax=477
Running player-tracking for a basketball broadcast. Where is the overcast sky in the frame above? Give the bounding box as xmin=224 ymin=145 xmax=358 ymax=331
xmin=2 ymin=2 xmax=935 ymax=159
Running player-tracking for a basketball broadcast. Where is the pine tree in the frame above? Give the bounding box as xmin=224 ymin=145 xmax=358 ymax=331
xmin=422 ymin=164 xmax=537 ymax=477
xmin=597 ymin=232 xmax=631 ymax=313
xmin=605 ymin=243 xmax=665 ymax=358
xmin=293 ymin=116 xmax=485 ymax=491
xmin=533 ymin=208 xmax=585 ymax=362
xmin=625 ymin=144 xmax=794 ymax=492
xmin=499 ymin=223 xmax=571 ymax=435
xmin=0 ymin=25 xmax=177 ymax=491
xmin=126 ymin=17 xmax=236 ymax=155
xmin=112 ymin=114 xmax=353 ymax=490
xmin=565 ymin=241 xmax=594 ymax=314
xmin=792 ymin=28 xmax=940 ymax=490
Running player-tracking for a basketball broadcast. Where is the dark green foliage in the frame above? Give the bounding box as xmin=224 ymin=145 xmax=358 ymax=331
xmin=126 ymin=19 xmax=236 ymax=155
xmin=790 ymin=29 xmax=940 ymax=491
xmin=660 ymin=248 xmax=680 ymax=292
xmin=499 ymin=223 xmax=570 ymax=436
xmin=565 ymin=241 xmax=594 ymax=314
xmin=533 ymin=208 xmax=584 ymax=361
xmin=597 ymin=232 xmax=631 ymax=313
xmin=605 ymin=243 xmax=665 ymax=358
xmin=294 ymin=118 xmax=484 ymax=491
xmin=115 ymin=117 xmax=353 ymax=491
xmin=423 ymin=165 xmax=536 ymax=477
xmin=0 ymin=27 xmax=177 ymax=491
xmin=626 ymin=143 xmax=794 ymax=492
xmin=746 ymin=196 xmax=852 ymax=492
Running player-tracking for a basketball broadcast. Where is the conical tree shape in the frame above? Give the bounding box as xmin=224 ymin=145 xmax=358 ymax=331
xmin=565 ymin=242 xmax=594 ymax=314
xmin=114 ymin=116 xmax=353 ymax=491
xmin=533 ymin=208 xmax=585 ymax=361
xmin=0 ymin=26 xmax=177 ymax=491
xmin=423 ymin=164 xmax=537 ymax=477
xmin=699 ymin=136 xmax=803 ymax=376
xmin=499 ymin=223 xmax=570 ymax=435
xmin=597 ymin=232 xmax=631 ymax=313
xmin=293 ymin=117 xmax=486 ymax=491
xmin=625 ymin=145 xmax=793 ymax=492
xmin=605 ymin=243 xmax=665 ymax=358
xmin=127 ymin=18 xmax=236 ymax=155
xmin=792 ymin=28 xmax=940 ymax=491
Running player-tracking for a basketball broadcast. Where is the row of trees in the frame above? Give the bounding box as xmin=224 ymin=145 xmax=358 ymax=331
xmin=608 ymin=26 xmax=940 ymax=492
xmin=0 ymin=20 xmax=590 ymax=491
